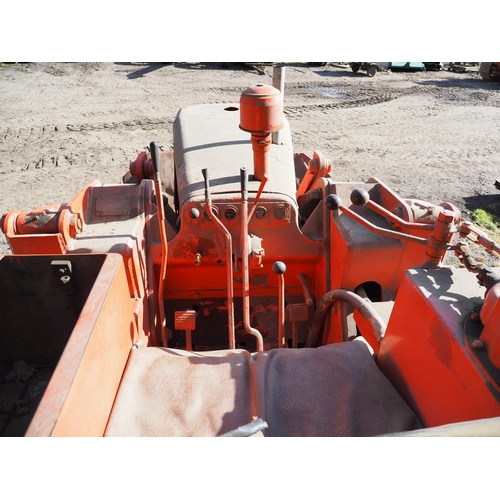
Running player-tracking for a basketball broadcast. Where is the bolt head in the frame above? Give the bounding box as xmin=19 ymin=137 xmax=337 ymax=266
xmin=438 ymin=209 xmax=455 ymax=223
xmin=189 ymin=208 xmax=200 ymax=219
xmin=68 ymin=214 xmax=83 ymax=237
xmin=472 ymin=339 xmax=484 ymax=350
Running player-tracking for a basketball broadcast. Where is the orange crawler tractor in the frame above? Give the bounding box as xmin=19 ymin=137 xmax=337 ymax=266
xmin=1 ymin=82 xmax=500 ymax=437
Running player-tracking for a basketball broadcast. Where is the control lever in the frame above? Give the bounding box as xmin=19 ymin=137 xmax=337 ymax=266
xmin=325 ymin=193 xmax=428 ymax=245
xmin=273 ymin=261 xmax=286 ymax=348
xmin=349 ymin=188 xmax=435 ymax=232
xmin=458 ymin=221 xmax=500 ymax=256
xmin=201 ymin=168 xmax=235 ymax=349
xmin=150 ymin=141 xmax=168 ymax=347
xmin=241 ymin=167 xmax=264 ymax=351
xmin=327 ymin=190 xmax=459 ymax=267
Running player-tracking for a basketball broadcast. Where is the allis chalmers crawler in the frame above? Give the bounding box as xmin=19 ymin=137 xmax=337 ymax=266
xmin=1 ymin=82 xmax=500 ymax=437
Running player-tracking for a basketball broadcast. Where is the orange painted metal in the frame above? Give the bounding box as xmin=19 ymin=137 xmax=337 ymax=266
xmin=1 ymin=180 xmax=99 ymax=254
xmin=275 ymin=264 xmax=286 ymax=348
xmin=129 ymin=150 xmax=173 ymax=186
xmin=26 ymin=253 xmax=140 ymax=436
xmin=298 ymin=272 xmax=314 ymax=307
xmin=239 ymin=84 xmax=283 ymax=134
xmin=203 ymin=183 xmax=236 ymax=349
xmin=459 ymin=221 xmax=500 ymax=255
xmin=1 ymin=83 xmax=500 ymax=436
xmin=296 ymin=151 xmax=331 ymax=198
xmin=239 ymin=84 xmax=283 ymax=181
xmin=287 ymin=303 xmax=308 ymax=348
xmin=423 ymin=209 xmax=456 ymax=267
xmin=377 ymin=268 xmax=500 ymax=428
xmin=150 ymin=142 xmax=169 ymax=347
xmin=479 ymin=283 xmax=500 ymax=369
xmin=240 ymin=167 xmax=264 ymax=351
xmin=12 ymin=205 xmax=62 ymax=234
xmin=129 ymin=151 xmax=151 ymax=185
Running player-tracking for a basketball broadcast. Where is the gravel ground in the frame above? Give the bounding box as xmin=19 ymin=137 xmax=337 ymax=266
xmin=1 ymin=62 xmax=499 ymax=265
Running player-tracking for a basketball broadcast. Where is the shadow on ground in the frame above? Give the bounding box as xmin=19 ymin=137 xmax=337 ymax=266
xmin=417 ymin=78 xmax=496 ymax=90
xmin=464 ymin=193 xmax=500 ymax=215
xmin=115 ymin=62 xmax=280 ymax=78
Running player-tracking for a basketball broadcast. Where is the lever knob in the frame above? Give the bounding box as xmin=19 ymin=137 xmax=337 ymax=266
xmin=150 ymin=141 xmax=160 ymax=173
xmin=325 ymin=194 xmax=342 ymax=211
xmin=272 ymin=261 xmax=286 ymax=275
xmin=350 ymin=188 xmax=370 ymax=206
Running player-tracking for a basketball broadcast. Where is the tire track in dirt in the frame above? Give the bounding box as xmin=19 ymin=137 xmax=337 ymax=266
xmin=283 ymin=84 xmax=500 ymax=115
xmin=65 ymin=117 xmax=172 ymax=132
xmin=2 ymin=63 xmax=500 ymax=258
xmin=0 ymin=118 xmax=172 ymax=138
xmin=0 ymin=118 xmax=174 ymax=175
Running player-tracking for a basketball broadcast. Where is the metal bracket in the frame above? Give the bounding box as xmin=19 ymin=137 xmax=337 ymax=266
xmin=51 ymin=260 xmax=74 ymax=294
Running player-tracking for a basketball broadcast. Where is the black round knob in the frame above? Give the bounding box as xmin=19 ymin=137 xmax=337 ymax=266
xmin=272 ymin=261 xmax=286 ymax=275
xmin=350 ymin=188 xmax=370 ymax=206
xmin=325 ymin=194 xmax=342 ymax=211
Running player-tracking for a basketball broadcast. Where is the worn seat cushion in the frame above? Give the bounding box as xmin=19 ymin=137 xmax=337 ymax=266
xmin=105 ymin=340 xmax=421 ymax=437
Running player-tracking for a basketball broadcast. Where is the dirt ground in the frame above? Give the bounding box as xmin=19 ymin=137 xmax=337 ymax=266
xmin=1 ymin=62 xmax=500 ymax=264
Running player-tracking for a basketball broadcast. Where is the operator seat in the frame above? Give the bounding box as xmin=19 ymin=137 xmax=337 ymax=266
xmin=105 ymin=339 xmax=421 ymax=437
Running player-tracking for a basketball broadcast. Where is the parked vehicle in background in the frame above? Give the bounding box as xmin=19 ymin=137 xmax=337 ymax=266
xmin=349 ymin=62 xmax=434 ymax=77
xmin=448 ymin=62 xmax=480 ymax=73
xmin=479 ymin=62 xmax=500 ymax=82
xmin=423 ymin=62 xmax=444 ymax=71
xmin=349 ymin=62 xmax=390 ymax=77
xmin=389 ymin=62 xmax=425 ymax=72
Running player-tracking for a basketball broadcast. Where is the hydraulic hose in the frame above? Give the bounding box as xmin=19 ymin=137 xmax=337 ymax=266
xmin=305 ymin=289 xmax=386 ymax=348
